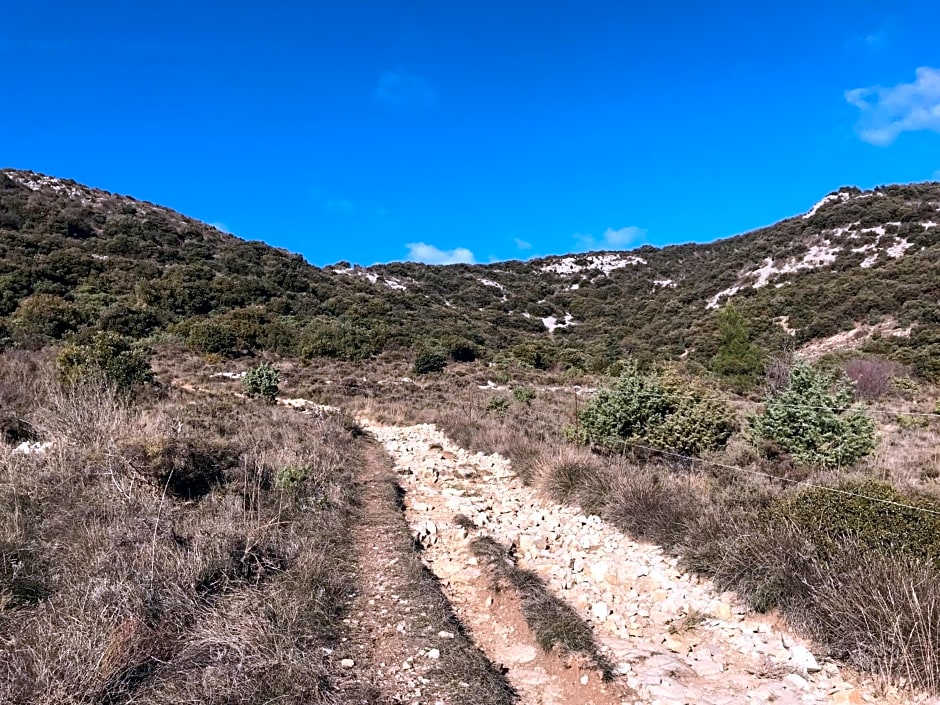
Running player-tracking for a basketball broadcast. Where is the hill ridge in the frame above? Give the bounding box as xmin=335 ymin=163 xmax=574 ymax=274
xmin=1 ymin=168 xmax=938 ymax=377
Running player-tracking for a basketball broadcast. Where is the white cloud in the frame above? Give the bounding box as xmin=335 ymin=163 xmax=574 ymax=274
xmin=575 ymin=225 xmax=647 ymax=251
xmin=374 ymin=68 xmax=436 ymax=113
xmin=514 ymin=237 xmax=532 ymax=250
xmin=405 ymin=242 xmax=476 ymax=265
xmin=846 ymin=67 xmax=940 ymax=145
xmin=209 ymin=222 xmax=231 ymax=234
xmin=933 ymin=169 xmax=940 ymax=181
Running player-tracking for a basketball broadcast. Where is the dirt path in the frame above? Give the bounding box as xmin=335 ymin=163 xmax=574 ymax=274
xmin=330 ymin=442 xmax=515 ymax=704
xmin=362 ymin=419 xmax=929 ymax=705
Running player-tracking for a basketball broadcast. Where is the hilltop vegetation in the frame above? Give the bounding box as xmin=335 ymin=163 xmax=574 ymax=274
xmin=1 ymin=170 xmax=938 ymax=380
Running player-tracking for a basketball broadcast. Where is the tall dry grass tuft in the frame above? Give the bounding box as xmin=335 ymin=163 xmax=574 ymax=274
xmin=33 ymin=375 xmax=132 ymax=453
xmin=806 ymin=544 xmax=940 ymax=691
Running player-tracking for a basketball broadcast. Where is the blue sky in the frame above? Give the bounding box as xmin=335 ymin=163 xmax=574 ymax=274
xmin=2 ymin=1 xmax=939 ymax=266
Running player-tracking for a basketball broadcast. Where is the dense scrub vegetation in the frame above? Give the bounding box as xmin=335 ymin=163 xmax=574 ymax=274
xmin=2 ymin=170 xmax=938 ymax=379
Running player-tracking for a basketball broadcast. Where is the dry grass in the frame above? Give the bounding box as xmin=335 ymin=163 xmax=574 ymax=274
xmin=0 ymin=363 xmax=361 ymax=704
xmin=130 ymin=345 xmax=940 ymax=694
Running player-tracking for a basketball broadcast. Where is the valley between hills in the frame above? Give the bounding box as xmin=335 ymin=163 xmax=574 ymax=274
xmin=1 ymin=170 xmax=940 ymax=704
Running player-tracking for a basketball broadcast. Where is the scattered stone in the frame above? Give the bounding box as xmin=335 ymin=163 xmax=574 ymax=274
xmin=340 ymin=658 xmax=355 ymax=668
xmin=496 ymin=644 xmax=538 ymax=665
xmin=591 ymin=601 xmax=610 ymax=622
xmin=362 ymin=420 xmax=891 ymax=705
xmin=788 ymin=643 xmax=821 ymax=673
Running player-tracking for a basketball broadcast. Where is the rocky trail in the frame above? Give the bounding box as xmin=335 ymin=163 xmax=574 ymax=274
xmin=326 ymin=442 xmax=516 ymax=705
xmin=359 ymin=419 xmax=925 ymax=705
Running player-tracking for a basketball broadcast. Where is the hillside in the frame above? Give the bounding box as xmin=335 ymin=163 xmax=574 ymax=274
xmin=1 ymin=169 xmax=938 ymax=376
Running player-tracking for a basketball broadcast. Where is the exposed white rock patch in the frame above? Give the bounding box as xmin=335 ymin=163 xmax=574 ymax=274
xmin=478 ymin=278 xmax=508 ymax=301
xmin=797 ymin=318 xmax=912 ymax=360
xmin=12 ymin=441 xmax=53 ymax=455
xmin=886 ymin=237 xmax=913 ymax=258
xmin=4 ymin=171 xmax=88 ymax=202
xmin=861 ymin=253 xmax=879 ymax=268
xmin=707 ymin=241 xmax=841 ymax=306
xmin=706 ymin=285 xmax=741 ymax=310
xmin=333 ymin=266 xmax=410 ymax=291
xmin=923 ymin=221 xmax=938 ymax=230
xmin=653 ymin=279 xmax=676 ymax=288
xmin=540 ymin=253 xmax=646 ymax=276
xmin=211 ymin=371 xmax=246 ymax=379
xmin=542 ymin=312 xmax=576 ymax=332
xmin=567 ymin=283 xmax=581 ymax=291
xmin=802 ymin=190 xmax=851 ymax=219
xmin=776 ymin=316 xmax=796 ymax=336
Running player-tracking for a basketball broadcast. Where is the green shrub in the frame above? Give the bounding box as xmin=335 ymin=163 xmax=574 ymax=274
xmin=187 ymin=319 xmax=238 ymax=356
xmin=244 ymin=362 xmax=280 ymax=402
xmin=570 ymin=363 xmax=735 ymax=456
xmin=11 ymin=294 xmax=82 ymax=347
xmin=769 ymin=481 xmax=940 ymax=564
xmin=413 ymin=349 xmax=447 ymax=375
xmin=56 ymin=331 xmax=153 ymax=390
xmin=276 ymin=464 xmax=310 ymax=488
xmin=443 ymin=336 xmax=478 ymax=362
xmin=299 ymin=320 xmax=383 ymax=361
xmin=512 ymin=386 xmax=536 ymax=405
xmin=485 ymin=396 xmax=510 ymax=416
xmin=749 ymin=362 xmax=877 ymax=468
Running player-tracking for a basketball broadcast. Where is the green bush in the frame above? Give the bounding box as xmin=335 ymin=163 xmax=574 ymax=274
xmin=56 ymin=331 xmax=153 ymax=390
xmin=11 ymin=294 xmax=82 ymax=347
xmin=244 ymin=362 xmax=280 ymax=402
xmin=570 ymin=363 xmax=735 ymax=456
xmin=276 ymin=464 xmax=310 ymax=488
xmin=512 ymin=386 xmax=537 ymax=406
xmin=188 ymin=319 xmax=238 ymax=356
xmin=413 ymin=349 xmax=447 ymax=375
xmin=485 ymin=396 xmax=510 ymax=416
xmin=749 ymin=362 xmax=876 ymax=468
xmin=769 ymin=480 xmax=940 ymax=564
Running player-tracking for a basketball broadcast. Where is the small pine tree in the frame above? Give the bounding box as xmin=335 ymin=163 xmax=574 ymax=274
xmin=244 ymin=362 xmax=280 ymax=402
xmin=571 ymin=362 xmax=736 ymax=456
xmin=711 ymin=305 xmax=763 ymax=391
xmin=749 ymin=362 xmax=876 ymax=468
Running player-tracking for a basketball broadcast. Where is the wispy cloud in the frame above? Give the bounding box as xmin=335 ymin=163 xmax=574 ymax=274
xmin=311 ymin=186 xmax=356 ymax=215
xmin=374 ymin=68 xmax=436 ymax=114
xmin=324 ymin=198 xmax=355 ymax=214
xmin=514 ymin=238 xmax=532 ymax=250
xmin=209 ymin=222 xmax=231 ymax=234
xmin=575 ymin=225 xmax=647 ymax=251
xmin=846 ymin=67 xmax=940 ymax=145
xmin=405 ymin=242 xmax=476 ymax=265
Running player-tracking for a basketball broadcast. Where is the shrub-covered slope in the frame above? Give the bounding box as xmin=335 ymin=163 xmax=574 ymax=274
xmin=1 ymin=169 xmax=938 ymax=372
